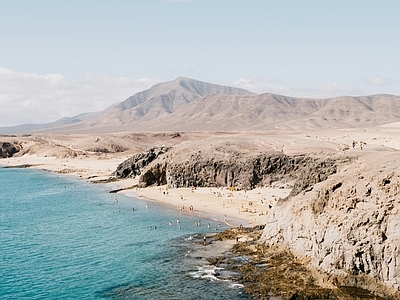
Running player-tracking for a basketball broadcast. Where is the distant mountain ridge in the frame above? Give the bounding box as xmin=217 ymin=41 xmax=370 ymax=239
xmin=100 ymin=76 xmax=254 ymax=124
xmin=1 ymin=77 xmax=400 ymax=134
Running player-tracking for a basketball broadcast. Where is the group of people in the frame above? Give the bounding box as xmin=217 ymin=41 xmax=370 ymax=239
xmin=352 ymin=140 xmax=365 ymax=150
xmin=179 ymin=204 xmax=194 ymax=211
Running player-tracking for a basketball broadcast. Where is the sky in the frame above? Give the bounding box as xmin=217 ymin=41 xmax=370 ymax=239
xmin=1 ymin=0 xmax=400 ymax=127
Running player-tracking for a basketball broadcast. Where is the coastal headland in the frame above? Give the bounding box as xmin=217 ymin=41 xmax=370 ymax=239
xmin=1 ymin=128 xmax=400 ymax=299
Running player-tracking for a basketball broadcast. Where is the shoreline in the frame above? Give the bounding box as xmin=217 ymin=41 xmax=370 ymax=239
xmin=0 ymin=155 xmax=290 ymax=228
xmin=107 ymin=183 xmax=290 ymax=228
xmin=2 ymin=130 xmax=400 ymax=299
xmin=2 ymin=161 xmax=395 ymax=299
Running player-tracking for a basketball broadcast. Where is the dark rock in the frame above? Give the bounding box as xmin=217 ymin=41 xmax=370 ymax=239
xmin=165 ymin=152 xmax=311 ymax=190
xmin=289 ymin=158 xmax=338 ymax=197
xmin=0 ymin=142 xmax=21 ymax=158
xmin=88 ymin=144 xmax=127 ymax=153
xmin=113 ymin=147 xmax=170 ymax=178
xmin=139 ymin=161 xmax=167 ymax=187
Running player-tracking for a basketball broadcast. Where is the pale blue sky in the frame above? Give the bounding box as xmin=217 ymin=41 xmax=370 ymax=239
xmin=0 ymin=0 xmax=399 ymax=126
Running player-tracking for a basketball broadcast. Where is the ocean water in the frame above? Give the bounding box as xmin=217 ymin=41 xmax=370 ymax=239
xmin=0 ymin=168 xmax=247 ymax=300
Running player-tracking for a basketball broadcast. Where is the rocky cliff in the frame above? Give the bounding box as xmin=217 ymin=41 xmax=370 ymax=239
xmin=261 ymin=152 xmax=400 ymax=297
xmin=113 ymin=147 xmax=170 ymax=178
xmin=164 ymin=151 xmax=310 ymax=189
xmin=114 ymin=145 xmax=312 ymax=190
xmin=0 ymin=141 xmax=21 ymax=158
xmin=113 ymin=144 xmax=400 ymax=296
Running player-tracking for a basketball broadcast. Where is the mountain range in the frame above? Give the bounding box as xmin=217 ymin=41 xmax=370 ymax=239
xmin=2 ymin=77 xmax=400 ymax=134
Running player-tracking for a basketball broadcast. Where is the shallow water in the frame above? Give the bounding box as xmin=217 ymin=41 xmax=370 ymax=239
xmin=0 ymin=168 xmax=247 ymax=299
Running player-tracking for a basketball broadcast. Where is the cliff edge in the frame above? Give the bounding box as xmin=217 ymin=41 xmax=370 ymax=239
xmin=261 ymin=151 xmax=400 ymax=297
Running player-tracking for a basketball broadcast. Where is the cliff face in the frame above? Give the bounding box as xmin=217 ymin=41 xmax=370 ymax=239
xmin=113 ymin=147 xmax=170 ymax=178
xmin=165 ymin=151 xmax=311 ymax=190
xmin=261 ymin=152 xmax=400 ymax=296
xmin=113 ymin=144 xmax=400 ymax=296
xmin=0 ymin=142 xmax=21 ymax=158
xmin=114 ymin=146 xmax=312 ymax=190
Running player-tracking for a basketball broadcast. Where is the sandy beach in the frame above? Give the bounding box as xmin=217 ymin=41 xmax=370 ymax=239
xmin=1 ymin=128 xmax=400 ymax=229
xmin=0 ymin=153 xmax=290 ymax=227
xmin=2 ymin=129 xmax=400 ymax=298
xmin=122 ymin=184 xmax=290 ymax=227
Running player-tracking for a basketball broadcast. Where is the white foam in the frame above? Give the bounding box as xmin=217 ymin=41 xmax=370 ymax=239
xmin=230 ymin=283 xmax=244 ymax=288
xmin=189 ymin=265 xmax=224 ymax=282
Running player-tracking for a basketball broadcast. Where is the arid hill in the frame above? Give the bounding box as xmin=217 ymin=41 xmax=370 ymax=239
xmin=1 ymin=77 xmax=400 ymax=134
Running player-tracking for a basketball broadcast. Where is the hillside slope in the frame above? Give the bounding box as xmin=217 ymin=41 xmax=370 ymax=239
xmin=1 ymin=77 xmax=400 ymax=133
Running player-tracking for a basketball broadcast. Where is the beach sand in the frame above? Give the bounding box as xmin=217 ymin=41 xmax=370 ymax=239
xmin=122 ymin=185 xmax=291 ymax=227
xmin=0 ymin=153 xmax=290 ymax=227
xmin=2 ymin=127 xmax=400 ymax=228
xmin=2 ymin=129 xmax=400 ymax=299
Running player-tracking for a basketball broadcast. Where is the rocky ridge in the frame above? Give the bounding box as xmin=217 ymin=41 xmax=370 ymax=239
xmin=113 ymin=145 xmax=314 ymax=190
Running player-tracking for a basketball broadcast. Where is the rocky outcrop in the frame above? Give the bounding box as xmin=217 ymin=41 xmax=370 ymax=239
xmin=261 ymin=153 xmax=400 ymax=297
xmin=289 ymin=156 xmax=356 ymax=197
xmin=114 ymin=145 xmax=314 ymax=189
xmin=289 ymin=158 xmax=338 ymax=197
xmin=113 ymin=147 xmax=170 ymax=178
xmin=87 ymin=145 xmax=127 ymax=153
xmin=139 ymin=161 xmax=168 ymax=187
xmin=0 ymin=142 xmax=21 ymax=158
xmin=164 ymin=151 xmax=311 ymax=189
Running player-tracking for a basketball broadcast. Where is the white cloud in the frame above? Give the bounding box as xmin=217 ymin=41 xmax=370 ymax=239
xmin=363 ymin=74 xmax=392 ymax=87
xmin=233 ymin=78 xmax=362 ymax=99
xmin=0 ymin=67 xmax=160 ymax=127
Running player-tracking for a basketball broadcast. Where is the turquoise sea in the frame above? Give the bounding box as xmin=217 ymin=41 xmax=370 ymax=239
xmin=0 ymin=168 xmax=247 ymax=299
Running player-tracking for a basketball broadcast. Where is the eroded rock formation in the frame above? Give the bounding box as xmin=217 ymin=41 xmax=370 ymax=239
xmin=115 ymin=145 xmax=313 ymax=189
xmin=164 ymin=151 xmax=310 ymax=189
xmin=0 ymin=142 xmax=21 ymax=158
xmin=261 ymin=152 xmax=400 ymax=297
xmin=113 ymin=147 xmax=170 ymax=178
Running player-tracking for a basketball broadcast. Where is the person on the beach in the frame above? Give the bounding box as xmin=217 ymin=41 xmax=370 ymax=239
xmin=203 ymin=235 xmax=206 ymax=245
